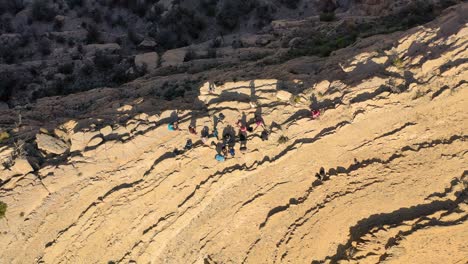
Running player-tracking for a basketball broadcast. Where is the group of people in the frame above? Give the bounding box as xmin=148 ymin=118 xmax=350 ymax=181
xmin=167 ymin=108 xmax=320 ymax=162
xmin=167 ymin=111 xmax=270 ymax=162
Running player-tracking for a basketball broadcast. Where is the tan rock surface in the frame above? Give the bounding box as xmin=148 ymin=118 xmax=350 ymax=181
xmin=0 ymin=5 xmax=467 ymax=264
xmin=161 ymin=48 xmax=187 ymax=67
xmin=12 ymin=159 xmax=33 ymax=175
xmin=135 ymin=52 xmax=159 ymax=70
xmin=36 ymin=134 xmax=68 ymax=155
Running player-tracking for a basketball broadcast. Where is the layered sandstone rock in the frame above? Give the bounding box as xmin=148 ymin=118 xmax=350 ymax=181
xmin=0 ymin=4 xmax=466 ymax=264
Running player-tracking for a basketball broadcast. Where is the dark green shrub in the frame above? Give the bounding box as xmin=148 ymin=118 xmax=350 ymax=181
xmin=155 ymin=6 xmax=205 ymax=49
xmin=91 ymin=8 xmax=102 ymax=23
xmin=281 ymin=0 xmax=299 ymax=9
xmin=201 ymin=0 xmax=218 ymax=16
xmin=392 ymin=57 xmax=403 ymax=68
xmin=255 ymin=3 xmax=274 ymax=25
xmin=53 ymin=18 xmax=64 ymax=30
xmin=0 ymin=0 xmax=25 ymax=15
xmin=320 ymin=12 xmax=335 ymax=22
xmin=58 ymin=62 xmax=74 ymax=74
xmin=86 ymin=23 xmax=101 ymax=43
xmin=146 ymin=3 xmax=165 ymax=21
xmin=38 ymin=37 xmax=52 ymax=55
xmin=93 ymin=51 xmax=115 ymax=69
xmin=216 ymin=0 xmax=256 ymax=30
xmin=128 ymin=26 xmax=142 ymax=45
xmin=0 ymin=201 xmax=7 ymax=219
xmin=0 ymin=17 xmax=13 ymax=33
xmin=80 ymin=63 xmax=94 ymax=75
xmin=210 ymin=37 xmax=222 ymax=48
xmin=207 ymin=48 xmax=217 ymax=58
xmin=66 ymin=0 xmax=83 ymax=9
xmin=55 ymin=35 xmax=66 ymax=43
xmin=184 ymin=49 xmax=196 ymax=62
xmin=278 ymin=135 xmax=289 ymax=144
xmin=31 ymin=0 xmax=57 ymax=21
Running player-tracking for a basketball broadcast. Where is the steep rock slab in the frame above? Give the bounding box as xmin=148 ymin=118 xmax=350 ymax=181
xmin=36 ymin=134 xmax=68 ymax=155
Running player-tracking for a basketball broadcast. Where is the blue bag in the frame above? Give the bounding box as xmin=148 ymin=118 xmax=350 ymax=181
xmin=215 ymin=154 xmax=225 ymax=162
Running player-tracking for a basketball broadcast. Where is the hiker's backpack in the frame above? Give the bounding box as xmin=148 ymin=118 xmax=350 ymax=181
xmin=185 ymin=139 xmax=192 ymax=150
xmin=229 ymin=148 xmax=235 ymax=156
xmin=215 ymin=154 xmax=225 ymax=162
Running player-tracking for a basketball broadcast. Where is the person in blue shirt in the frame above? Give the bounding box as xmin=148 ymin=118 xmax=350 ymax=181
xmin=168 ymin=121 xmax=180 ymax=131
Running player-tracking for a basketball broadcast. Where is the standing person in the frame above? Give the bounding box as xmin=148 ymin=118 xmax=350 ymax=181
xmin=201 ymin=127 xmax=210 ymax=144
xmin=209 ymin=128 xmax=219 ymax=140
xmin=239 ymin=130 xmax=247 ymax=153
xmin=261 ymin=130 xmax=269 ymax=141
xmin=315 ymin=167 xmax=326 ymax=180
xmin=311 ymin=109 xmax=321 ymax=119
xmin=209 ymin=81 xmax=216 ymax=94
xmin=223 ymin=133 xmax=232 ymax=145
xmin=188 ymin=125 xmax=197 ymax=135
xmin=253 ymin=114 xmax=266 ymax=131
xmin=236 ymin=119 xmax=248 ymax=134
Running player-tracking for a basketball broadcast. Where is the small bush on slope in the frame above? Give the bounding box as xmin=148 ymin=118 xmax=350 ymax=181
xmin=0 ymin=201 xmax=7 ymax=219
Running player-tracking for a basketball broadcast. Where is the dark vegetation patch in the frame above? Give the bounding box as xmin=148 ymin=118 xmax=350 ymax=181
xmin=0 ymin=0 xmax=461 ymax=106
xmin=285 ymin=0 xmax=459 ymax=60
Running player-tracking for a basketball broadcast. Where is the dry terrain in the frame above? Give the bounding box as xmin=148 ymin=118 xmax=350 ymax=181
xmin=0 ymin=1 xmax=467 ymax=264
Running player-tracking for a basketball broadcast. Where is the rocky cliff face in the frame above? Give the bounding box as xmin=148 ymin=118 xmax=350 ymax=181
xmin=0 ymin=2 xmax=467 ymax=264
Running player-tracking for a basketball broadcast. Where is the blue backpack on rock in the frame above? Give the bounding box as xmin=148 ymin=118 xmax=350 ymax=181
xmin=215 ymin=154 xmax=225 ymax=162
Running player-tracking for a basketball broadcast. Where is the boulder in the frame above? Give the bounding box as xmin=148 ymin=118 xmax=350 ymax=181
xmin=276 ymin=90 xmax=293 ymax=101
xmin=134 ymin=52 xmax=159 ymax=71
xmin=54 ymin=129 xmax=70 ymax=142
xmin=70 ymin=131 xmax=100 ymax=152
xmin=84 ymin=43 xmax=121 ymax=56
xmin=288 ymin=37 xmax=303 ymax=48
xmin=54 ymin=15 xmax=65 ymax=24
xmin=87 ymin=137 xmax=103 ymax=148
xmin=161 ymin=49 xmax=187 ymax=67
xmin=315 ymin=80 xmax=330 ymax=95
xmin=12 ymin=159 xmax=33 ymax=175
xmin=255 ymin=35 xmax=274 ymax=46
xmin=36 ymin=134 xmax=68 ymax=154
xmin=61 ymin=120 xmax=77 ymax=133
xmin=138 ymin=39 xmax=157 ymax=50
xmin=100 ymin=126 xmax=113 ymax=137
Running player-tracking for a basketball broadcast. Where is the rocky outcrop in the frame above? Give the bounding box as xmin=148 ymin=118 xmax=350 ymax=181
xmin=276 ymin=90 xmax=293 ymax=101
xmin=138 ymin=39 xmax=157 ymax=50
xmin=11 ymin=159 xmax=33 ymax=175
xmin=134 ymin=52 xmax=159 ymax=71
xmin=161 ymin=49 xmax=187 ymax=67
xmin=36 ymin=134 xmax=68 ymax=155
xmin=0 ymin=3 xmax=466 ymax=264
xmin=84 ymin=43 xmax=121 ymax=56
